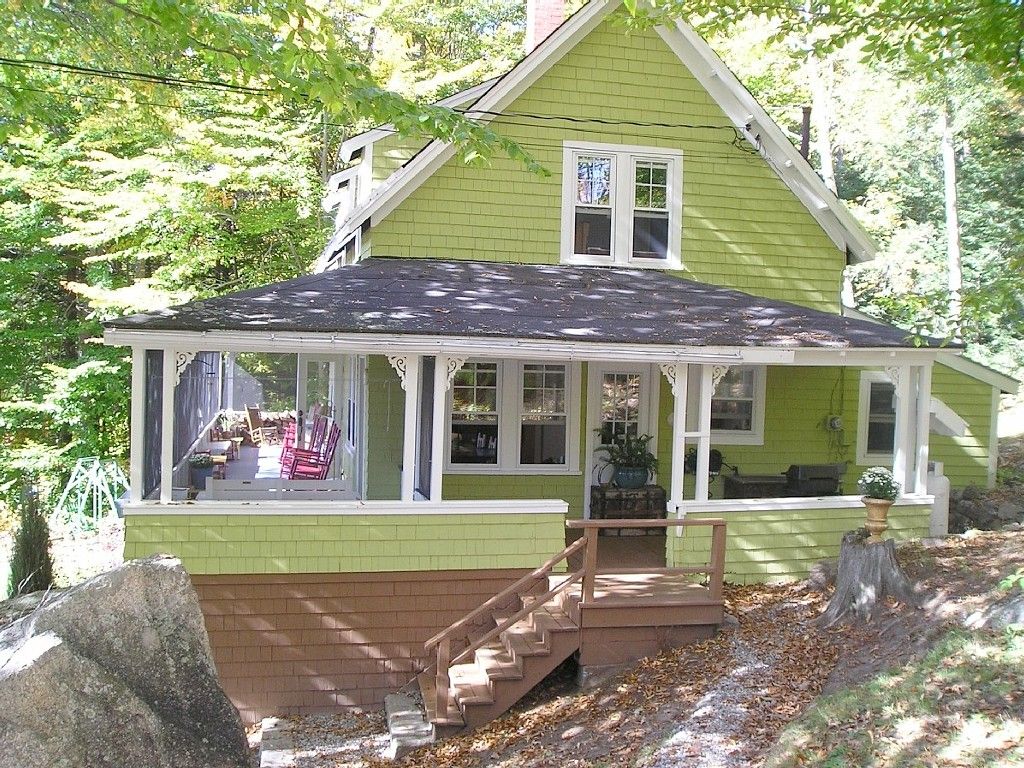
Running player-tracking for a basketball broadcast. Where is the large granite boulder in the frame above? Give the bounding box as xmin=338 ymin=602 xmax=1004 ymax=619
xmin=0 ymin=555 xmax=249 ymax=768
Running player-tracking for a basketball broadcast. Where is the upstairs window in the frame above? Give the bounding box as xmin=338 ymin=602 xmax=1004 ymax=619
xmin=562 ymin=142 xmax=682 ymax=268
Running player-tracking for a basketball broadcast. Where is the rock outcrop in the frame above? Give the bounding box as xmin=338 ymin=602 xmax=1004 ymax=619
xmin=0 ymin=555 xmax=250 ymax=768
xmin=949 ymin=486 xmax=1024 ymax=533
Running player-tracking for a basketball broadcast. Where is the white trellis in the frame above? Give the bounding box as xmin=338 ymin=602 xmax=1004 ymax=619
xmin=54 ymin=457 xmax=129 ymax=531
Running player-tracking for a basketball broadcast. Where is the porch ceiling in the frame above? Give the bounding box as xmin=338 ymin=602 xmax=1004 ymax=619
xmin=105 ymin=258 xmax=944 ymax=350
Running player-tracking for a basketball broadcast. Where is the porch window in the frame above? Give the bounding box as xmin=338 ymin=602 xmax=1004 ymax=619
xmin=561 ymin=141 xmax=682 ymax=268
xmin=710 ymin=366 xmax=766 ymax=445
xmin=857 ymin=372 xmax=896 ymax=464
xmin=520 ymin=364 xmax=567 ymax=466
xmin=446 ymin=360 xmax=580 ymax=474
xmin=600 ymin=372 xmax=642 ymax=443
xmin=450 ymin=362 xmax=499 ymax=465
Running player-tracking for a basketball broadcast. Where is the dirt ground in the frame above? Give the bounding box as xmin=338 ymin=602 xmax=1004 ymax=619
xmin=372 ymin=530 xmax=1024 ymax=768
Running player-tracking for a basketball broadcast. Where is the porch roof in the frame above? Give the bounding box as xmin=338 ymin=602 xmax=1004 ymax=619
xmin=105 ymin=258 xmax=942 ymax=350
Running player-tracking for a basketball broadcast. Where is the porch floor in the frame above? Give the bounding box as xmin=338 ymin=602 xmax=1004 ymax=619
xmin=566 ymin=530 xmax=667 ymax=570
xmin=225 ymin=445 xmax=284 ymax=481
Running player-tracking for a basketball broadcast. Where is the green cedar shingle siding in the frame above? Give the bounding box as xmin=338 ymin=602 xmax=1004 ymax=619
xmin=367 ymin=20 xmax=845 ymax=311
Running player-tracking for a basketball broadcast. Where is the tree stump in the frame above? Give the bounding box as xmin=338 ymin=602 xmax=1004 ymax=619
xmin=817 ymin=528 xmax=923 ymax=627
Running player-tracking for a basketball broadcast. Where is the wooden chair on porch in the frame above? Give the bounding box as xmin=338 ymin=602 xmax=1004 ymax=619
xmin=245 ymin=405 xmax=281 ymax=446
xmin=283 ymin=422 xmax=341 ymax=481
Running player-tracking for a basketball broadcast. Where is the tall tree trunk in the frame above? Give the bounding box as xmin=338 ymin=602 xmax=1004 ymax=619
xmin=939 ymin=103 xmax=963 ymax=339
xmin=807 ymin=51 xmax=837 ymax=195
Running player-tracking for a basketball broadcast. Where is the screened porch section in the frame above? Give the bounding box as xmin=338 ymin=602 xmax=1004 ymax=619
xmin=133 ymin=350 xmax=362 ymax=502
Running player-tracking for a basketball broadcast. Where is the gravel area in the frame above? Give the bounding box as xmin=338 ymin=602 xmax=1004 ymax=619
xmin=269 ymin=713 xmax=389 ymax=767
xmin=642 ymin=632 xmax=777 ymax=768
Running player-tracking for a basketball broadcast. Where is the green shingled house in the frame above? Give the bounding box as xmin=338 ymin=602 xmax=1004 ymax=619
xmin=105 ymin=0 xmax=1016 ymax=726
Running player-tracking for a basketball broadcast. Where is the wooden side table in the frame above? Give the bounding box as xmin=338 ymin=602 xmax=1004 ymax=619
xmin=589 ymin=485 xmax=667 ymax=535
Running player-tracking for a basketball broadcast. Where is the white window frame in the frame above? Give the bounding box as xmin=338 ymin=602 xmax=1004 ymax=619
xmin=560 ymin=141 xmax=683 ymax=269
xmin=445 ymin=360 xmax=581 ymax=475
xmin=710 ymin=365 xmax=766 ymax=446
xmin=857 ymin=370 xmax=896 ymax=465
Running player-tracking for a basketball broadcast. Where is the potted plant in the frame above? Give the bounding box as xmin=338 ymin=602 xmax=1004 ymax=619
xmin=189 ymin=452 xmax=216 ymax=492
xmin=597 ymin=433 xmax=658 ymax=489
xmin=857 ymin=466 xmax=901 ymax=542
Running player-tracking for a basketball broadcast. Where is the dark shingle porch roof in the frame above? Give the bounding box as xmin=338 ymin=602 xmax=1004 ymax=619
xmin=105 ymin=258 xmax=936 ymax=349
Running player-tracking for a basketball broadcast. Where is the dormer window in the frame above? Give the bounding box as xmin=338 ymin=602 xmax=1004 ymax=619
xmin=561 ymin=141 xmax=682 ymax=269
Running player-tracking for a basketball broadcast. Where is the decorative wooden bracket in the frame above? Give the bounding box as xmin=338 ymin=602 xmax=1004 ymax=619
xmin=442 ymin=356 xmax=467 ymax=391
xmin=711 ymin=364 xmax=731 ymax=393
xmin=658 ymin=362 xmax=686 ymax=397
xmin=174 ymin=351 xmax=197 ymax=386
xmin=387 ymin=355 xmax=411 ymax=391
xmin=884 ymin=365 xmax=901 ymax=388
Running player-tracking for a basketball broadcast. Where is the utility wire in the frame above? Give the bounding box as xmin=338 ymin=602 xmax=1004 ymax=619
xmin=2 ymin=82 xmax=759 ymax=158
xmin=0 ymin=56 xmax=274 ymax=95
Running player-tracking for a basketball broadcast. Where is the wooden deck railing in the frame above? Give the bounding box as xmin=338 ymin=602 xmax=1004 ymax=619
xmin=423 ymin=517 xmax=727 ymax=720
xmin=564 ymin=517 xmax=728 ymax=603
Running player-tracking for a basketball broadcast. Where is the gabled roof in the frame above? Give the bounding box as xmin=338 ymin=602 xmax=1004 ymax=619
xmin=106 ymin=258 xmax=939 ymax=351
xmin=335 ymin=77 xmax=501 ymax=165
xmin=324 ymin=0 xmax=877 ymax=266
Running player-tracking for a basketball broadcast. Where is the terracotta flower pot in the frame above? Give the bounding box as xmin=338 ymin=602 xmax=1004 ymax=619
xmin=862 ymin=496 xmax=894 ymax=543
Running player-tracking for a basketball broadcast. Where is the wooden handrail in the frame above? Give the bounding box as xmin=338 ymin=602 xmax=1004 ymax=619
xmin=565 ymin=517 xmax=726 ymax=529
xmin=424 ymin=535 xmax=587 ymax=651
xmin=422 ymin=516 xmax=727 ymax=723
xmin=449 ymin=570 xmax=583 ymax=667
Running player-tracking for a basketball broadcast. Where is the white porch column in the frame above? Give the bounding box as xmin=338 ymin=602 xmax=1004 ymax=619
xmin=129 ymin=346 xmax=146 ymax=503
xmin=694 ymin=365 xmax=719 ymax=502
xmin=659 ymin=363 xmax=689 ymax=518
xmin=295 ymin=353 xmax=308 ymax=418
xmin=914 ymin=363 xmax=933 ymax=495
xmin=159 ymin=349 xmax=177 ymax=503
xmin=889 ymin=363 xmax=914 ymax=492
xmin=388 ymin=355 xmax=421 ymax=502
xmin=223 ymin=352 xmax=236 ymax=411
xmin=430 ymin=356 xmax=466 ymax=502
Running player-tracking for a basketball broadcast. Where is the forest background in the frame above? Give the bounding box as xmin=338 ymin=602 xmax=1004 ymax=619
xmin=1 ymin=0 xmax=1022 ymax=524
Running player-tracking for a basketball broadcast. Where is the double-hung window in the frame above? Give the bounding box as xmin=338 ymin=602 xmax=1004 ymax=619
xmin=562 ymin=141 xmax=682 ymax=268
xmin=710 ymin=366 xmax=766 ymax=445
xmin=857 ymin=372 xmax=896 ymax=464
xmin=448 ymin=360 xmax=579 ymax=473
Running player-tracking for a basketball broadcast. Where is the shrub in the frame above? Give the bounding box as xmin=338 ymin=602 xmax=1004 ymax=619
xmin=8 ymin=486 xmax=55 ymax=597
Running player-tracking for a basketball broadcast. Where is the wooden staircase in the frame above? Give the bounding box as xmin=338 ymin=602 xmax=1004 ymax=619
xmin=419 ymin=590 xmax=582 ymax=729
xmin=418 ymin=536 xmax=587 ymax=732
xmin=388 ymin=516 xmax=728 ymax=751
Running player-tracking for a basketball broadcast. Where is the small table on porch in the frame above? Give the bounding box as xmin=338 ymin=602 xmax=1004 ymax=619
xmin=589 ymin=485 xmax=667 ymax=535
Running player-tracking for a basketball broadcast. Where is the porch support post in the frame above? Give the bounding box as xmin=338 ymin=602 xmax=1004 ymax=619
xmin=430 ymin=356 xmax=466 ymax=502
xmin=888 ymin=363 xmax=914 ymax=492
xmin=129 ymin=346 xmax=146 ymax=503
xmin=914 ymin=363 xmax=933 ymax=494
xmin=223 ymin=352 xmax=236 ymax=411
xmin=295 ymin=353 xmax=308 ymax=419
xmin=159 ymin=348 xmax=176 ymax=503
xmin=694 ymin=365 xmax=716 ymax=502
xmin=659 ymin=363 xmax=689 ymax=518
xmin=393 ymin=355 xmax=421 ymax=502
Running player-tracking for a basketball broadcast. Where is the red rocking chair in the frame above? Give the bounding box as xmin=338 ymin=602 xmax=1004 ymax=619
xmin=284 ymin=422 xmax=341 ymax=480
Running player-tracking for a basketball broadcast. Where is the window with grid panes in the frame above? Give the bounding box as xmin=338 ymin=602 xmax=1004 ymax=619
xmin=520 ymin=364 xmax=567 ymax=465
xmin=450 ymin=362 xmax=499 ymax=464
xmin=711 ymin=367 xmax=756 ymax=432
xmin=562 ymin=142 xmax=681 ymax=268
xmin=600 ymin=372 xmax=641 ymax=443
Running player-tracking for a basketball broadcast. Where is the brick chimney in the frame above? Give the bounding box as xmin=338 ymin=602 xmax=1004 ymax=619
xmin=526 ymin=0 xmax=566 ymax=53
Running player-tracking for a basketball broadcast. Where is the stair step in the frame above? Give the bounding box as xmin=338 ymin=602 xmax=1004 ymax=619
xmin=417 ymin=672 xmax=465 ymax=727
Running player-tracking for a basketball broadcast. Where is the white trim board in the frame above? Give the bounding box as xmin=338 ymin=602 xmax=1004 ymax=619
xmin=681 ymin=494 xmax=935 ymax=515
xmin=324 ymin=0 xmax=877 ymax=265
xmin=104 ymin=327 xmax=945 ymax=367
xmin=122 ymin=498 xmax=569 ymax=516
